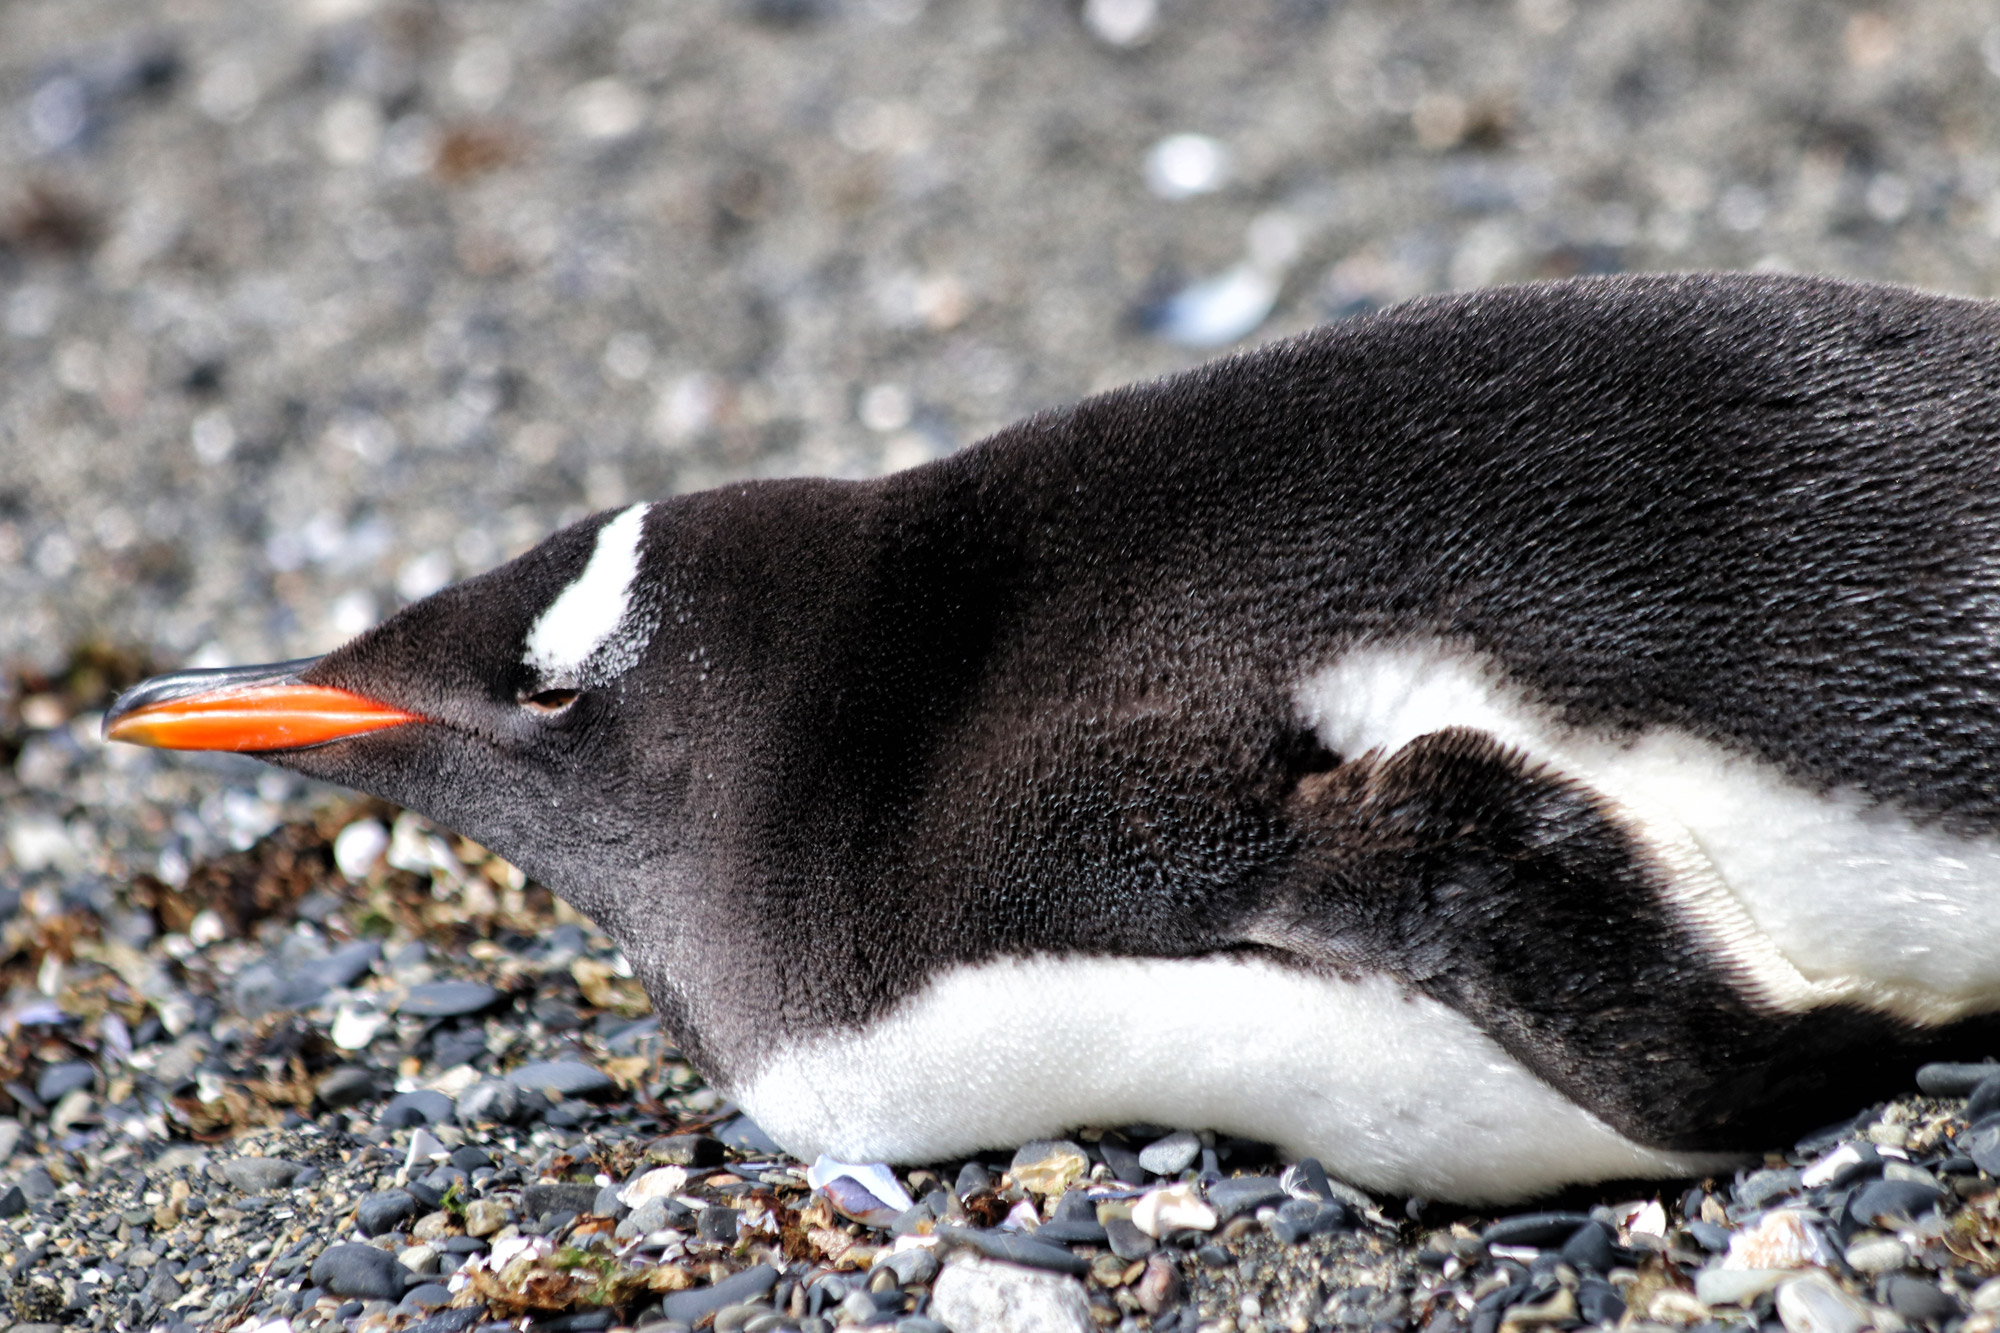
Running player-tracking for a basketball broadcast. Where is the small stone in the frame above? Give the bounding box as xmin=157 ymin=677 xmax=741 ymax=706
xmin=506 ymin=1060 xmax=616 ymax=1100
xmin=310 ymin=1243 xmax=407 ymax=1301
xmin=317 ymin=1066 xmax=379 ymax=1108
xmin=1842 ymin=1236 xmax=1909 ymax=1274
xmin=333 ymin=819 xmax=390 ymax=880
xmin=885 ymin=1247 xmax=939 ymax=1286
xmin=15 ymin=1165 xmax=54 ymax=1200
xmin=1776 ymin=1272 xmax=1871 ymax=1333
xmin=382 ymin=1089 xmax=456 ymax=1129
xmin=619 ymin=1165 xmax=691 ymax=1208
xmin=331 ymin=1002 xmax=389 ymax=1051
xmin=464 ymin=1199 xmax=508 ymax=1237
xmin=1131 ymin=1184 xmax=1216 ymax=1237
xmin=1734 ymin=1166 xmax=1804 ymax=1210
xmin=524 ymin=1181 xmax=602 ymax=1217
xmin=142 ymin=1265 xmax=182 ymax=1307
xmin=1963 ymin=1117 xmax=2000 ymax=1176
xmin=1848 ymin=1178 xmax=1945 ymax=1228
xmin=1481 ymin=1211 xmax=1597 ymax=1249
xmin=1136 ymin=1131 xmax=1200 ymax=1177
xmin=935 ymin=1225 xmax=1090 ymax=1275
xmin=0 ymin=1185 xmax=23 ymax=1219
xmin=1576 ymin=1278 xmax=1626 ymax=1325
xmin=1887 ymin=1275 xmax=1962 ymax=1325
xmin=1009 ymin=1140 xmax=1089 ymax=1197
xmin=1559 ymin=1220 xmax=1616 ymax=1272
xmin=33 ymin=1060 xmax=93 ymax=1105
xmin=1916 ymin=1061 xmax=2000 ymax=1096
xmin=355 ymin=1188 xmax=420 ymax=1236
xmin=412 ymin=1211 xmax=454 ymax=1240
xmin=455 ymin=1079 xmax=521 ymax=1125
xmin=660 ymin=1264 xmax=780 ymax=1325
xmin=1133 ymin=1253 xmax=1182 ymax=1316
xmin=222 ymin=1157 xmax=304 ymax=1193
xmin=931 ymin=1254 xmax=1093 ymax=1333
xmin=650 ymin=1134 xmax=726 ymax=1167
xmin=955 ymin=1162 xmax=993 ymax=1198
xmin=398 ymin=1243 xmax=440 ymax=1274
xmin=400 ymin=981 xmax=502 ymax=1018
xmin=399 ymin=1282 xmax=455 ymax=1312
xmin=1104 ymin=1217 xmax=1154 ymax=1260
xmin=1204 ymin=1175 xmax=1285 ymax=1221
xmin=1696 ymin=1269 xmax=1789 ymax=1307
xmin=1266 ymin=1197 xmax=1345 ymax=1243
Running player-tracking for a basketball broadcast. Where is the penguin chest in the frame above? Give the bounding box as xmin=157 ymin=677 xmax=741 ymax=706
xmin=726 ymin=952 xmax=1724 ymax=1203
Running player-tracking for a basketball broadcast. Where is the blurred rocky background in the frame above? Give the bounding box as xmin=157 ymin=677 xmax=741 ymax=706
xmin=10 ymin=0 xmax=2000 ymax=889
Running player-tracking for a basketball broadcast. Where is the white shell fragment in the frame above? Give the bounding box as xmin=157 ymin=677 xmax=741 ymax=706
xmin=807 ymin=1155 xmax=914 ymax=1227
xmin=617 ymin=1165 xmax=690 ymax=1208
xmin=1131 ymin=1183 xmax=1217 ymax=1238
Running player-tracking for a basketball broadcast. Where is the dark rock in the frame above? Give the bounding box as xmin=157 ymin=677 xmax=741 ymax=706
xmin=1885 ymin=1274 xmax=1963 ymax=1325
xmin=381 ymin=1090 xmax=455 ymax=1128
xmin=316 ymin=1066 xmax=379 ymax=1108
xmin=33 ymin=1061 xmax=93 ymax=1105
xmin=1203 ymin=1175 xmax=1285 ymax=1221
xmin=221 ymin=1157 xmax=303 ymax=1193
xmin=311 ymin=940 xmax=382 ymax=990
xmin=1687 ymin=1220 xmax=1732 ymax=1252
xmin=0 ymin=1186 xmax=25 ymax=1219
xmin=400 ymin=982 xmax=502 ymax=1019
xmin=660 ymin=1264 xmax=780 ymax=1324
xmin=505 ymin=1061 xmax=615 ymax=1101
xmin=1577 ymin=1278 xmax=1625 ymax=1325
xmin=953 ymin=1162 xmax=992 ymax=1198
xmin=310 ymin=1244 xmax=406 ymax=1301
xmin=593 ymin=1184 xmax=628 ymax=1219
xmin=650 ymin=1134 xmax=726 ymax=1167
xmin=1035 ymin=1215 xmax=1108 ymax=1245
xmin=1096 ymin=1136 xmax=1145 ymax=1184
xmin=1481 ymin=1211 xmax=1596 ymax=1249
xmin=1560 ymin=1220 xmax=1617 ymax=1272
xmin=934 ymin=1224 xmax=1090 ymax=1274
xmin=409 ymin=1179 xmax=446 ymax=1209
xmin=400 ymin=1283 xmax=455 ymax=1312
xmin=537 ymin=1313 xmax=615 ymax=1333
xmin=1969 ymin=1072 xmax=2000 ymax=1122
xmin=1848 ymin=1177 xmax=1946 ymax=1228
xmin=355 ymin=1189 xmax=420 ymax=1236
xmin=714 ymin=1114 xmax=782 ymax=1154
xmin=1283 ymin=1158 xmax=1334 ymax=1201
xmin=449 ymin=1146 xmax=493 ymax=1171
xmin=697 ymin=1205 xmax=740 ymax=1243
xmin=523 ymin=1182 xmax=601 ymax=1217
xmin=1963 ymin=1116 xmax=2000 ymax=1176
xmin=1105 ymin=1217 xmax=1155 ymax=1260
xmin=1267 ymin=1198 xmax=1346 ymax=1243
xmin=1917 ymin=1062 xmax=2000 ymax=1096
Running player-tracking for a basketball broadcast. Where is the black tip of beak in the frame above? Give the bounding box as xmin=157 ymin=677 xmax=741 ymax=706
xmin=104 ymin=658 xmax=322 ymax=740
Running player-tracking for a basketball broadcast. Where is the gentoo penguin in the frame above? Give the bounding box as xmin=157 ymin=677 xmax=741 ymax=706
xmin=107 ymin=272 xmax=2000 ymax=1203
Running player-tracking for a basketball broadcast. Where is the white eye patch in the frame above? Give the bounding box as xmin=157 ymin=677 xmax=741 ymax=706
xmin=522 ymin=503 xmax=656 ymax=686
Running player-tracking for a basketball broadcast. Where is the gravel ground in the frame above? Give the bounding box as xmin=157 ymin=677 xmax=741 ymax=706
xmin=9 ymin=1 xmax=2000 ymax=1332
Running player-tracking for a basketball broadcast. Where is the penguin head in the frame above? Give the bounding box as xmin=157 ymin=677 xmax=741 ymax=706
xmin=104 ymin=500 xmax=711 ymax=934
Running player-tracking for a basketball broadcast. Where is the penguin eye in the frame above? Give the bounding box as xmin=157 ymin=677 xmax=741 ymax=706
xmin=518 ymin=688 xmax=580 ymax=715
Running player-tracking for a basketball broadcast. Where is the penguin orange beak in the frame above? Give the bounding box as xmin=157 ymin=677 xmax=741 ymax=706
xmin=104 ymin=659 xmax=422 ymax=753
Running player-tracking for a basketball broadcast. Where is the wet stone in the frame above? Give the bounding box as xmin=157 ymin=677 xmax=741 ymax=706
xmin=401 ymin=981 xmax=502 ymax=1018
xmin=310 ymin=1243 xmax=407 ymax=1301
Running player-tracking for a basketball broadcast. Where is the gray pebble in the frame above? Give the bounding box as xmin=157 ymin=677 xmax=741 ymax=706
xmin=885 ymin=1247 xmax=938 ymax=1286
xmin=505 ymin=1060 xmax=616 ymax=1100
xmin=355 ymin=1188 xmax=420 ymax=1236
xmin=400 ymin=981 xmax=502 ymax=1018
xmin=1204 ymin=1175 xmax=1286 ymax=1221
xmin=316 ymin=1066 xmax=379 ymax=1108
xmin=220 ymin=1157 xmax=304 ymax=1193
xmin=381 ymin=1089 xmax=456 ymax=1128
xmin=16 ymin=1165 xmax=55 ymax=1201
xmin=523 ymin=1181 xmax=601 ymax=1217
xmin=455 ymin=1078 xmax=522 ymax=1125
xmin=34 ymin=1061 xmax=93 ymax=1105
xmin=310 ymin=1243 xmax=407 ymax=1301
xmin=1916 ymin=1061 xmax=2000 ymax=1096
xmin=1137 ymin=1130 xmax=1200 ymax=1177
xmin=1105 ymin=1217 xmax=1155 ymax=1261
xmin=1886 ymin=1274 xmax=1963 ymax=1325
xmin=934 ymin=1224 xmax=1090 ymax=1275
xmin=661 ymin=1264 xmax=780 ymax=1324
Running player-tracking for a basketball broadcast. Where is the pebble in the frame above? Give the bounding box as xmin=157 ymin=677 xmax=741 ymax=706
xmin=1203 ymin=1174 xmax=1285 ymax=1221
xmin=1105 ymin=1217 xmax=1155 ymax=1260
xmin=1132 ymin=1183 xmax=1216 ymax=1237
xmin=1480 ymin=1211 xmax=1595 ymax=1248
xmin=316 ymin=1065 xmax=379 ymax=1107
xmin=1842 ymin=1236 xmax=1909 ymax=1273
xmin=1915 ymin=1061 xmax=2000 ymax=1095
xmin=220 ymin=1156 xmax=304 ymax=1192
xmin=506 ymin=1060 xmax=617 ymax=1100
xmin=310 ymin=1242 xmax=408 ymax=1301
xmin=1848 ymin=1176 xmax=1946 ymax=1227
xmin=1697 ymin=1268 xmax=1791 ymax=1306
xmin=1137 ymin=1130 xmax=1200 ymax=1176
xmin=885 ymin=1247 xmax=939 ymax=1286
xmin=464 ymin=1198 xmax=509 ymax=1236
xmin=935 ymin=1224 xmax=1090 ymax=1275
xmin=524 ymin=1181 xmax=602 ymax=1217
xmin=1776 ymin=1272 xmax=1873 ymax=1333
xmin=356 ymin=1188 xmax=421 ymax=1236
xmin=931 ymin=1254 xmax=1095 ymax=1333
xmin=660 ymin=1263 xmax=780 ymax=1324
xmin=1724 ymin=1208 xmax=1836 ymax=1270
xmin=1008 ymin=1140 xmax=1089 ymax=1196
xmin=33 ymin=1061 xmax=94 ymax=1105
xmin=400 ymin=980 xmax=503 ymax=1018
xmin=455 ymin=1078 xmax=523 ymax=1125
xmin=382 ymin=1089 xmax=456 ymax=1128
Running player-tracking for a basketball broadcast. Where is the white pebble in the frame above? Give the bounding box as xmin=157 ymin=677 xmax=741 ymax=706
xmin=332 ymin=820 xmax=389 ymax=881
xmin=1131 ymin=1183 xmax=1216 ymax=1237
xmin=1144 ymin=135 xmax=1228 ymax=200
xmin=1776 ymin=1272 xmax=1871 ymax=1333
